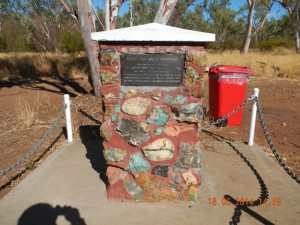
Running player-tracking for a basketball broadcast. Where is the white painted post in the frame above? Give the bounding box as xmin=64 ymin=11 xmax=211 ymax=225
xmin=64 ymin=94 xmax=73 ymax=143
xmin=248 ymin=88 xmax=260 ymax=146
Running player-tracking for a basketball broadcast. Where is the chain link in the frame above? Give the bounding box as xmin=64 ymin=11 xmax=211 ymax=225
xmin=254 ymin=97 xmax=300 ymax=184
xmin=0 ymin=104 xmax=67 ymax=176
xmin=201 ymin=95 xmax=255 ymax=131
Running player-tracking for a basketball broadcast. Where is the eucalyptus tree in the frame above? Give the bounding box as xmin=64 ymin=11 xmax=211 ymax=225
xmin=154 ymin=0 xmax=179 ymax=24
xmin=274 ymin=0 xmax=300 ymax=53
xmin=202 ymin=0 xmax=237 ymax=48
xmin=240 ymin=0 xmax=276 ymax=54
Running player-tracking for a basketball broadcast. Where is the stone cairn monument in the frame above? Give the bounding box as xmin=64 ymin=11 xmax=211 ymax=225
xmin=92 ymin=23 xmax=215 ymax=202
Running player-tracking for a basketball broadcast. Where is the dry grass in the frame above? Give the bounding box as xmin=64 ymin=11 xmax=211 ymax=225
xmin=0 ymin=52 xmax=88 ymax=81
xmin=15 ymin=93 xmax=41 ymax=128
xmin=1 ymin=50 xmax=299 ymax=81
xmin=208 ymin=48 xmax=300 ymax=79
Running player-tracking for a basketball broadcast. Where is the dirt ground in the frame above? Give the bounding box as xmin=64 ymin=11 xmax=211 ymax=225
xmin=0 ymin=76 xmax=299 ymax=198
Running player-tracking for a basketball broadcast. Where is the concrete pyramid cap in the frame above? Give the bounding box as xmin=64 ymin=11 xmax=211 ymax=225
xmin=91 ymin=23 xmax=215 ymax=42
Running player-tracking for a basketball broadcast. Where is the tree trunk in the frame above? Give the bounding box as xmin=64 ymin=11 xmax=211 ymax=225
xmin=110 ymin=0 xmax=125 ymax=30
xmin=241 ymin=1 xmax=255 ymax=54
xmin=154 ymin=0 xmax=179 ymax=25
xmin=296 ymin=29 xmax=300 ymax=53
xmin=167 ymin=0 xmax=195 ymax=26
xmin=290 ymin=8 xmax=300 ymax=53
xmin=105 ymin=0 xmax=110 ymax=30
xmin=275 ymin=0 xmax=300 ymax=53
xmin=76 ymin=0 xmax=101 ymax=96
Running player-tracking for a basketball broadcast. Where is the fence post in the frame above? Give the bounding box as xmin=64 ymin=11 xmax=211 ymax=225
xmin=64 ymin=94 xmax=73 ymax=143
xmin=248 ymin=88 xmax=260 ymax=146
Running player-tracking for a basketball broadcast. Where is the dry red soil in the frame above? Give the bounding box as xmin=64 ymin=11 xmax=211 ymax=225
xmin=0 ymin=77 xmax=299 ymax=198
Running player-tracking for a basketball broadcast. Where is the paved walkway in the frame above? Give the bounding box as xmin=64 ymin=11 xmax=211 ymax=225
xmin=0 ymin=140 xmax=299 ymax=225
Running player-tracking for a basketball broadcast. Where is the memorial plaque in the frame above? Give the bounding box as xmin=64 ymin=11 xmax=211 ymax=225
xmin=121 ymin=54 xmax=184 ymax=86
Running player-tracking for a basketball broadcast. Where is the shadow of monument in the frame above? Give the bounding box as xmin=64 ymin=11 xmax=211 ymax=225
xmin=202 ymin=130 xmax=273 ymax=225
xmin=17 ymin=203 xmax=86 ymax=225
xmin=79 ymin=125 xmax=108 ymax=186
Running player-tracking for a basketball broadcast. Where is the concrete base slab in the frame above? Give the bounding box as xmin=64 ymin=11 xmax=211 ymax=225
xmin=0 ymin=140 xmax=299 ymax=225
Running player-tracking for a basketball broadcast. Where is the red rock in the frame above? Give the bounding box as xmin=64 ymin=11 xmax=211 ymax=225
xmin=100 ymin=83 xmax=121 ymax=97
xmin=107 ymin=180 xmax=132 ymax=200
xmin=165 ymin=122 xmax=196 ymax=136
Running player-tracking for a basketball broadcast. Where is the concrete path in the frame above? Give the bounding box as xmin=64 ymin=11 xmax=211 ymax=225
xmin=0 ymin=140 xmax=299 ymax=225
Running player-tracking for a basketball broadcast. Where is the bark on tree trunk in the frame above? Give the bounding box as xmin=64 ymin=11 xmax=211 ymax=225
xmin=290 ymin=12 xmax=300 ymax=53
xmin=241 ymin=3 xmax=254 ymax=54
xmin=275 ymin=0 xmax=300 ymax=54
xmin=296 ymin=30 xmax=300 ymax=53
xmin=76 ymin=0 xmax=101 ymax=96
xmin=154 ymin=0 xmax=179 ymax=25
xmin=110 ymin=0 xmax=125 ymax=30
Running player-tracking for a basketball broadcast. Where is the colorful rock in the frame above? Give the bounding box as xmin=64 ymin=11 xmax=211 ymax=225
xmin=117 ymin=119 xmax=150 ymax=146
xmin=142 ymin=138 xmax=174 ymax=161
xmin=122 ymin=97 xmax=151 ymax=115
xmin=147 ymin=106 xmax=170 ymax=126
xmin=126 ymin=153 xmax=150 ymax=173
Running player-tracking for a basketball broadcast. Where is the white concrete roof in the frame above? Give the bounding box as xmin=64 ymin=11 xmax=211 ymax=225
xmin=91 ymin=23 xmax=215 ymax=42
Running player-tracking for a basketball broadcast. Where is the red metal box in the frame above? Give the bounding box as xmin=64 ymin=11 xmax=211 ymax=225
xmin=208 ymin=65 xmax=253 ymax=126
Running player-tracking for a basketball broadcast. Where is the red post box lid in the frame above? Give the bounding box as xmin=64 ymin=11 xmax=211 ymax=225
xmin=209 ymin=65 xmax=254 ymax=75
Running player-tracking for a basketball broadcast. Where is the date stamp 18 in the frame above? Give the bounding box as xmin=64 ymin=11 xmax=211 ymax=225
xmin=208 ymin=197 xmax=282 ymax=206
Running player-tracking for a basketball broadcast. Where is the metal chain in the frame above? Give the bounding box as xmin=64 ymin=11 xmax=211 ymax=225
xmin=71 ymin=103 xmax=101 ymax=124
xmin=0 ymin=104 xmax=67 ymax=176
xmin=254 ymin=97 xmax=300 ymax=184
xmin=201 ymin=95 xmax=255 ymax=131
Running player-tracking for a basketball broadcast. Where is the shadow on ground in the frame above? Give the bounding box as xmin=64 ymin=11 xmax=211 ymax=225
xmin=0 ymin=78 xmax=89 ymax=97
xmin=79 ymin=125 xmax=108 ymax=186
xmin=203 ymin=130 xmax=273 ymax=225
xmin=17 ymin=203 xmax=86 ymax=225
xmin=0 ymin=54 xmax=91 ymax=96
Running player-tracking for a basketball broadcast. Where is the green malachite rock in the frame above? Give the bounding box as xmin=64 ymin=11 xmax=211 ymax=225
xmin=147 ymin=106 xmax=170 ymax=126
xmin=124 ymin=182 xmax=144 ymax=200
xmin=104 ymin=148 xmax=127 ymax=163
xmin=126 ymin=153 xmax=150 ymax=173
xmin=163 ymin=95 xmax=188 ymax=105
xmin=154 ymin=127 xmax=164 ymax=135
xmin=111 ymin=114 xmax=118 ymax=122
xmin=114 ymin=104 xmax=121 ymax=112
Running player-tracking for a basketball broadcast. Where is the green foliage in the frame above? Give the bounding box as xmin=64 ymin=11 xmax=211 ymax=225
xmin=58 ymin=30 xmax=84 ymax=53
xmin=27 ymin=160 xmax=36 ymax=170
xmin=222 ymin=38 xmax=244 ymax=50
xmin=258 ymin=38 xmax=294 ymax=51
xmin=118 ymin=0 xmax=159 ymax=27
xmin=1 ymin=15 xmax=30 ymax=52
xmin=0 ymin=0 xmax=295 ymax=52
xmin=0 ymin=35 xmax=7 ymax=51
xmin=176 ymin=5 xmax=208 ymax=31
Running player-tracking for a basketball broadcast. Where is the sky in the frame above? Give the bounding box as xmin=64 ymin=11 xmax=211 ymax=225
xmin=92 ymin=0 xmax=287 ymax=19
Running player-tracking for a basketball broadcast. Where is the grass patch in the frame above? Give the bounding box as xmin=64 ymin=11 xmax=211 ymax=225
xmin=15 ymin=93 xmax=41 ymax=128
xmin=208 ymin=49 xmax=300 ymax=79
xmin=0 ymin=52 xmax=89 ymax=81
xmin=0 ymin=50 xmax=299 ymax=81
